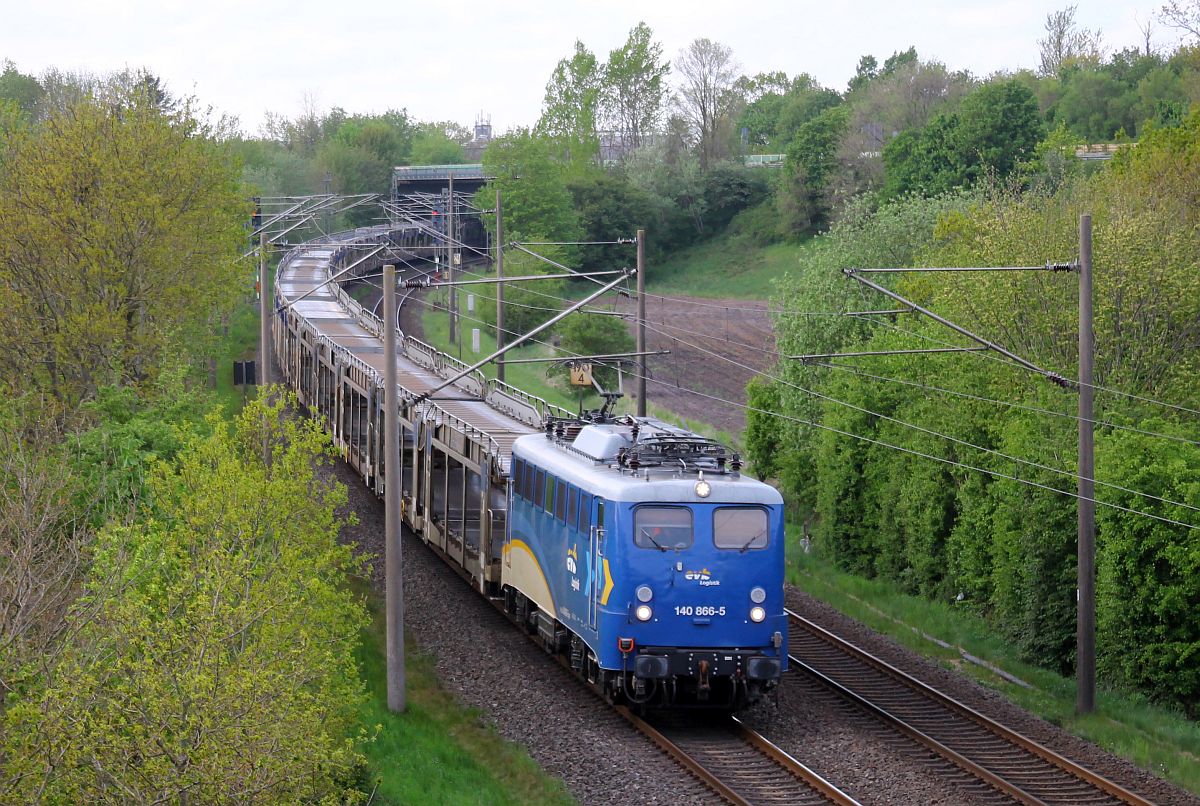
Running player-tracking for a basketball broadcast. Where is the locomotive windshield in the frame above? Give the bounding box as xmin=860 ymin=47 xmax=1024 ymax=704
xmin=713 ymin=507 xmax=769 ymax=551
xmin=634 ymin=506 xmax=694 ymax=551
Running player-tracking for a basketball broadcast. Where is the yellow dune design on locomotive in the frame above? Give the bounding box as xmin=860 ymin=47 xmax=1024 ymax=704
xmin=600 ymin=558 xmax=614 ymax=605
xmin=502 ymin=539 xmax=555 ymax=615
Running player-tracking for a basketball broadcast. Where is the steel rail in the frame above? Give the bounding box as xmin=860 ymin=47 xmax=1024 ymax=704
xmin=786 ymin=610 xmax=1154 ymax=806
xmin=616 ymin=709 xmax=856 ymax=805
xmin=475 ymin=603 xmax=858 ymax=806
xmin=731 ymin=716 xmax=861 ymax=806
xmin=417 ymin=560 xmax=859 ymax=806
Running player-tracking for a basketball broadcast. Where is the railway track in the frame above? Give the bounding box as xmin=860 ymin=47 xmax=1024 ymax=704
xmin=334 ymin=246 xmax=1153 ymax=806
xmin=474 ymin=587 xmax=858 ymax=805
xmin=786 ymin=610 xmax=1154 ymax=805
xmin=622 ymin=708 xmax=859 ymax=806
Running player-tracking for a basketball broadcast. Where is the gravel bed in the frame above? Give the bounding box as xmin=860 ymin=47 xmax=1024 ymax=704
xmin=329 ymin=459 xmax=711 ymax=806
xmin=760 ymin=588 xmax=1200 ymax=806
xmin=298 ymin=280 xmax=1194 ymax=805
xmin=328 ymin=449 xmax=1198 ymax=805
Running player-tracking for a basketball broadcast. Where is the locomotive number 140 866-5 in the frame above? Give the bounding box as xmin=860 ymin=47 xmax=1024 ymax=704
xmin=674 ymin=605 xmax=726 ymax=617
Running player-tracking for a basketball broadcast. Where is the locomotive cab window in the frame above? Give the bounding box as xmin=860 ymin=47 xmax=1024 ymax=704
xmin=713 ymin=507 xmax=769 ymax=551
xmin=634 ymin=506 xmax=693 ymax=550
xmin=512 ymin=459 xmax=525 ymax=499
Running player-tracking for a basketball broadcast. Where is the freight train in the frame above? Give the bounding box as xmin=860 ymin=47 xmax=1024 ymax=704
xmin=272 ymin=222 xmax=786 ymax=707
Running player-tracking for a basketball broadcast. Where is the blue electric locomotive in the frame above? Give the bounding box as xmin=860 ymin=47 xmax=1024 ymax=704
xmin=501 ymin=413 xmax=787 ymax=708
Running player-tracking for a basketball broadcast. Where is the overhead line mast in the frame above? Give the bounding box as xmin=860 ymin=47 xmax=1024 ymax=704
xmin=839 ymin=216 xmax=1097 ymax=714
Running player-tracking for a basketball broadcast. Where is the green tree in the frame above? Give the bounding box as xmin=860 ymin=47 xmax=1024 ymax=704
xmin=1055 ymin=69 xmax=1135 ymax=140
xmin=738 ymin=91 xmax=787 ymax=148
xmin=410 ymin=123 xmax=466 ymax=165
xmin=701 ymin=162 xmax=771 ymax=234
xmin=836 ymin=59 xmax=972 ymax=197
xmin=778 ymin=105 xmax=850 ymax=235
xmin=538 ymin=41 xmax=602 ymax=171
xmin=602 ymin=22 xmax=670 ymax=151
xmin=773 ymin=77 xmax=842 ymax=148
xmin=480 ymin=129 xmax=582 ymax=253
xmin=0 ymin=92 xmax=248 ymax=404
xmin=736 ymin=73 xmax=841 ymax=153
xmin=846 ymin=54 xmax=879 ymax=94
xmin=1097 ymin=423 xmax=1200 ymax=714
xmin=1 ymin=394 xmax=369 ymax=803
xmin=567 ymin=174 xmax=655 ymax=271
xmin=0 ymin=60 xmax=43 ymax=115
xmin=556 ymin=311 xmax=634 ymax=391
xmin=882 ymin=79 xmax=1044 ymax=197
xmin=951 ymin=79 xmax=1046 ymax=182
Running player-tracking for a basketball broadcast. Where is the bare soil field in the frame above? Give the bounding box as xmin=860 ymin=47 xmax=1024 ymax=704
xmin=614 ymin=292 xmax=776 ymax=436
xmin=355 ymin=278 xmax=776 ymax=437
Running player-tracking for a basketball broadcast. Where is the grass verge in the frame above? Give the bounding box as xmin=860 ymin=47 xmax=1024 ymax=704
xmin=785 ymin=527 xmax=1200 ymax=796
xmin=213 ymin=290 xmax=266 ymax=413
xmin=420 ymin=291 xmax=604 ymax=414
xmin=647 ymin=237 xmax=814 ymax=299
xmin=353 ymin=579 xmax=575 ymax=806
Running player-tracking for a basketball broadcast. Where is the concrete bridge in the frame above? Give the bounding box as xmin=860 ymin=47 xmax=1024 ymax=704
xmin=392 ymin=164 xmax=491 ymax=198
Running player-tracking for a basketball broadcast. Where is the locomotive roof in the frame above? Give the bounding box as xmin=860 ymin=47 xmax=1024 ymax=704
xmin=513 ymin=419 xmax=782 ymax=506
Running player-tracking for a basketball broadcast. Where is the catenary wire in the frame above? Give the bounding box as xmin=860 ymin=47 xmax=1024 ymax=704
xmin=352 ymin=222 xmax=1200 ymax=512
xmin=385 ymin=260 xmax=1200 ymax=447
xmin=617 ymin=367 xmax=1200 ymax=531
xmin=810 ymin=361 xmax=1200 ymax=448
xmin=355 ymin=255 xmax=1200 ymax=449
xmin=635 ymin=319 xmax=1200 ymax=516
xmin=856 ymin=299 xmax=1200 ymax=418
xmin=379 ymin=266 xmax=1198 ymax=529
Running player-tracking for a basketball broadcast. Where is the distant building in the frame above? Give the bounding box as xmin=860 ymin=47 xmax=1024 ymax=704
xmin=595 ymin=130 xmax=664 ymax=165
xmin=463 ymin=114 xmax=493 ymax=162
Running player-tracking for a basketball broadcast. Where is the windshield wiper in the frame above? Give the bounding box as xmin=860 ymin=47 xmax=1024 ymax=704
xmin=640 ymin=528 xmax=668 ymax=552
xmin=739 ymin=529 xmax=767 ymax=553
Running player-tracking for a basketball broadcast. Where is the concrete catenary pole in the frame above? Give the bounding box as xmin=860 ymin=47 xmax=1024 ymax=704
xmin=495 ymin=189 xmax=505 ymax=383
xmin=259 ymin=229 xmax=271 ymax=387
xmin=1077 ymin=214 xmax=1095 ymax=715
xmin=636 ymin=229 xmax=646 ymax=417
xmin=383 ymin=264 xmax=406 ymax=713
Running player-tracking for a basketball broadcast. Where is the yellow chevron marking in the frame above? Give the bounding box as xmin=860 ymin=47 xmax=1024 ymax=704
xmin=600 ymin=558 xmax=614 ymax=605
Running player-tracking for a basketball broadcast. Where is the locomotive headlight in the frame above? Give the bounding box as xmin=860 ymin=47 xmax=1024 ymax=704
xmin=636 ymin=585 xmax=653 ymax=603
xmin=749 ymin=606 xmax=766 ymax=623
xmin=750 ymin=586 xmax=766 ymax=604
xmin=635 ymin=604 xmax=653 ymax=622
xmin=694 ymin=478 xmax=711 ymax=498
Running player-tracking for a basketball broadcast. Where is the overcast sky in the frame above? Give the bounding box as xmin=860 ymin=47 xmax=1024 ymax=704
xmin=3 ymin=0 xmax=1169 ymax=136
